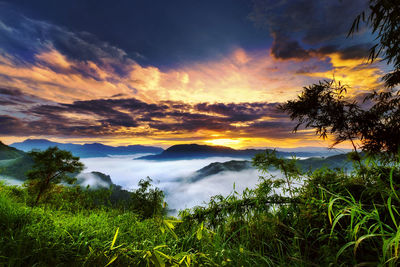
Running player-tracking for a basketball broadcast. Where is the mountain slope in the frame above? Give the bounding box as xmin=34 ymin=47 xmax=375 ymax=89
xmin=11 ymin=139 xmax=163 ymax=158
xmin=189 ymin=160 xmax=253 ymax=182
xmin=0 ymin=141 xmax=25 ymax=160
xmin=296 ymin=153 xmax=353 ymax=171
xmin=185 ymin=153 xmax=352 ymax=183
xmin=0 ymin=141 xmax=33 ymax=180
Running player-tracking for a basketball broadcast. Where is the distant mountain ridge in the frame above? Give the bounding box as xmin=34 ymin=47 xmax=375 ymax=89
xmin=11 ymin=139 xmax=163 ymax=158
xmin=138 ymin=144 xmax=341 ymax=160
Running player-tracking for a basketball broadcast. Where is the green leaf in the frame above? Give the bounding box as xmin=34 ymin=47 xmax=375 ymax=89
xmin=196 ymin=227 xmax=203 ymax=240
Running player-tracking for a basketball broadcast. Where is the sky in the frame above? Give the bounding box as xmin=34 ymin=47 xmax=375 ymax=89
xmin=0 ymin=0 xmax=388 ymax=149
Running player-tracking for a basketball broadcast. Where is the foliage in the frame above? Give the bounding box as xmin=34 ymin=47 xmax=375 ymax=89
xmin=1 ymin=148 xmax=400 ymax=266
xmin=279 ymin=0 xmax=400 ymax=160
xmin=130 ymin=177 xmax=166 ymax=219
xmin=349 ymin=0 xmax=400 ymax=87
xmin=279 ymin=80 xmax=360 ymax=147
xmin=25 ymin=147 xmax=84 ymax=205
xmin=279 ymin=80 xmax=400 ymax=160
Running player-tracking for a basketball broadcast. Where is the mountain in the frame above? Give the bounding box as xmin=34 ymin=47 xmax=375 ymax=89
xmin=296 ymin=153 xmax=353 ymax=171
xmin=138 ymin=144 xmax=340 ymax=160
xmin=0 ymin=142 xmax=33 ymax=180
xmin=188 ymin=160 xmax=253 ymax=182
xmin=11 ymin=139 xmax=163 ymax=158
xmin=0 ymin=141 xmax=25 ymax=160
xmin=76 ymin=171 xmax=133 ymax=204
xmin=184 ymin=153 xmax=353 ymax=183
xmin=272 ymin=146 xmax=352 ymax=155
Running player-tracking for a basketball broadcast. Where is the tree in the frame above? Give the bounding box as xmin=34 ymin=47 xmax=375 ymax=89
xmin=280 ymin=0 xmax=400 ymax=160
xmin=279 ymin=80 xmax=362 ymax=151
xmin=26 ymin=147 xmax=84 ymax=205
xmin=349 ymin=0 xmax=400 ymax=88
xmin=280 ymin=80 xmax=400 ymax=160
xmin=130 ymin=177 xmax=165 ymax=218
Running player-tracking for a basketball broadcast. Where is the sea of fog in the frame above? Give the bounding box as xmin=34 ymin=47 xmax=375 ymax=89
xmin=0 ymin=154 xmax=299 ymax=212
xmin=80 ymin=155 xmax=268 ymax=211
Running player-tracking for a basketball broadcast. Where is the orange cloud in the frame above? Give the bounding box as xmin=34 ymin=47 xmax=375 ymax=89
xmin=0 ymin=46 xmax=383 ymax=106
xmin=303 ymin=52 xmax=384 ymax=95
xmin=0 ymin=45 xmax=386 ymax=149
xmin=0 ymin=47 xmax=323 ymax=105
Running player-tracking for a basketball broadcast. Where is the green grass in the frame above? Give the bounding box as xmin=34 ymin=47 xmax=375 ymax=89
xmin=1 ymin=153 xmax=399 ymax=266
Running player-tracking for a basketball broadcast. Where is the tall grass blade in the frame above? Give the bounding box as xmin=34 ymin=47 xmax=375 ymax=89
xmin=110 ymin=227 xmax=119 ymax=250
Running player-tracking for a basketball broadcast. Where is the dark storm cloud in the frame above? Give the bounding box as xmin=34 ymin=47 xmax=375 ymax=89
xmin=0 ymin=87 xmax=24 ymax=97
xmin=0 ymin=86 xmax=45 ymax=105
xmin=337 ymin=44 xmax=371 ymax=60
xmin=2 ymin=0 xmax=270 ymax=68
xmin=0 ymin=3 xmax=134 ymax=77
xmin=0 ymin=115 xmax=26 ymax=135
xmin=250 ymin=0 xmax=370 ymax=61
xmin=271 ymin=35 xmax=311 ymax=60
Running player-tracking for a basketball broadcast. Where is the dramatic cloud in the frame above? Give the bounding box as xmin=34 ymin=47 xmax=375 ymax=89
xmin=251 ymin=0 xmax=371 ymax=61
xmin=0 ymin=1 xmax=388 ymax=149
xmin=0 ymin=93 xmax=300 ymax=143
xmin=271 ymin=34 xmax=311 ymax=60
xmin=2 ymin=0 xmax=270 ymax=67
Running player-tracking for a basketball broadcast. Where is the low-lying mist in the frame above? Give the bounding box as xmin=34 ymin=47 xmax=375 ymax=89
xmin=80 ymin=155 xmax=265 ymax=211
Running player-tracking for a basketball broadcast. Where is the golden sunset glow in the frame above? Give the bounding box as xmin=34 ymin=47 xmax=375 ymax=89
xmin=204 ymin=139 xmax=241 ymax=147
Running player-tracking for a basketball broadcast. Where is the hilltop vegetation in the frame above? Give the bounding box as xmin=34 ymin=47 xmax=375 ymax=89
xmin=0 ymin=141 xmax=25 ymax=160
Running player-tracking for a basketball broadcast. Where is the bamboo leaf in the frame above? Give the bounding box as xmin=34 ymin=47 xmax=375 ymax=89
xmin=110 ymin=227 xmax=119 ymax=250
xmin=354 ymin=234 xmax=380 ymax=255
xmin=388 ymin=197 xmax=398 ymax=228
xmin=336 ymin=241 xmax=356 ymax=260
xmin=104 ymin=255 xmax=118 ymax=267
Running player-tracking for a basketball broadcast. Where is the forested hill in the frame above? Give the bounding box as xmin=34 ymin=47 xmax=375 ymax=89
xmin=188 ymin=160 xmax=253 ymax=182
xmin=0 ymin=142 xmax=33 ymax=180
xmin=185 ymin=154 xmax=352 ymax=183
xmin=0 ymin=141 xmax=25 ymax=160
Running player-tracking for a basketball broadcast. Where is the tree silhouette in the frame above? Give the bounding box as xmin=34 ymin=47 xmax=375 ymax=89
xmin=26 ymin=147 xmax=84 ymax=205
xmin=349 ymin=0 xmax=400 ymax=88
xmin=280 ymin=80 xmax=399 ymax=160
xmin=280 ymin=0 xmax=400 ymax=160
